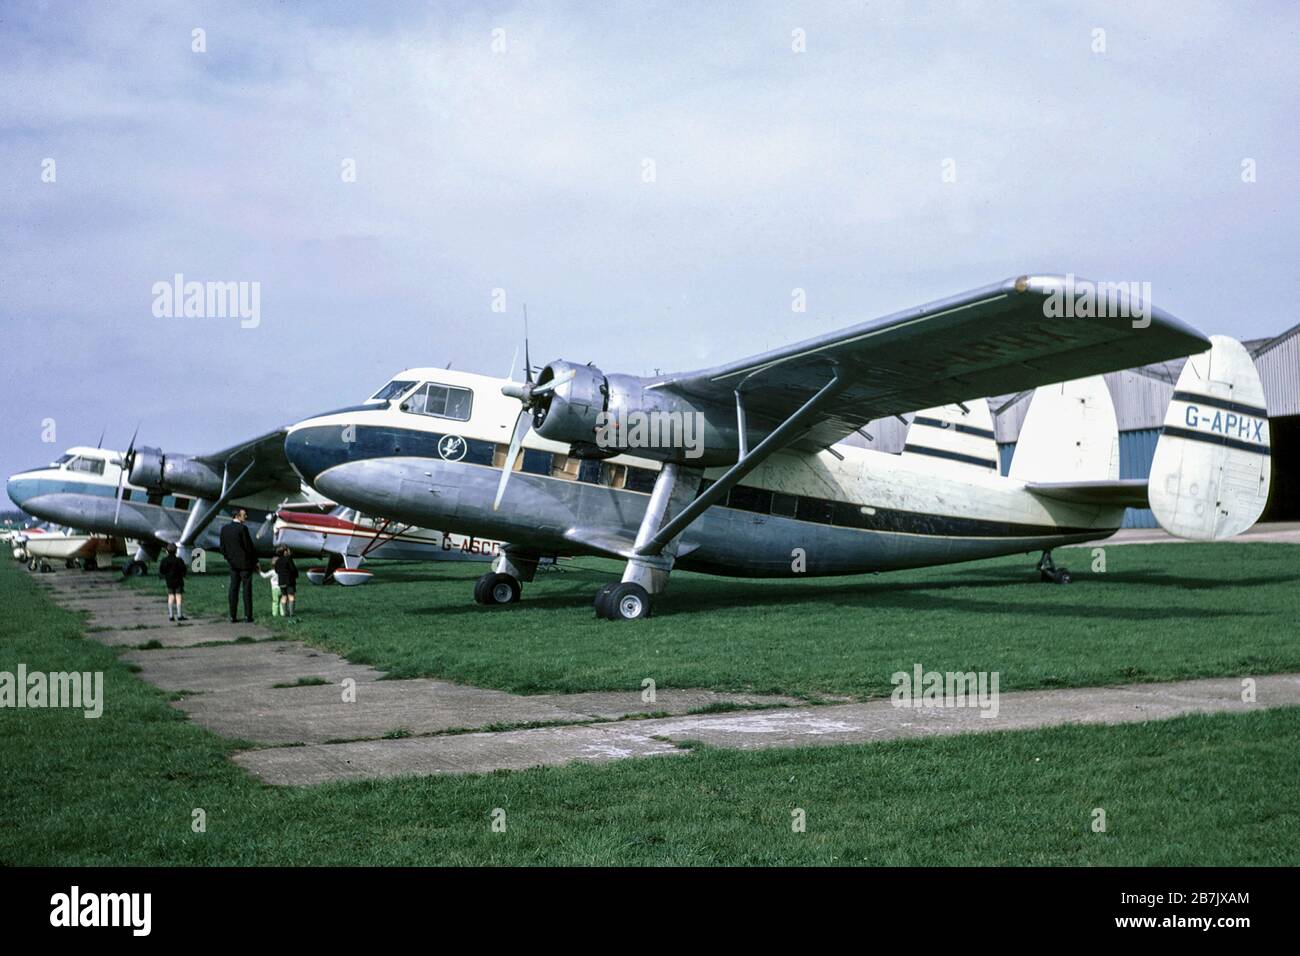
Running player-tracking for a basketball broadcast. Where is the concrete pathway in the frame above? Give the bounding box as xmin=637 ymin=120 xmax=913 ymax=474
xmin=26 ymin=566 xmax=1300 ymax=787
xmin=1068 ymin=520 xmax=1300 ymax=547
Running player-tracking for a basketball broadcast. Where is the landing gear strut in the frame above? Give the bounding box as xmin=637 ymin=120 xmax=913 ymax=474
xmin=594 ymin=462 xmax=703 ymax=620
xmin=1038 ymin=550 xmax=1072 ymax=584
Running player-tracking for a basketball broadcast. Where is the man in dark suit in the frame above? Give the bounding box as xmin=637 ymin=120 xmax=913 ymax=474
xmin=219 ymin=508 xmax=261 ymax=622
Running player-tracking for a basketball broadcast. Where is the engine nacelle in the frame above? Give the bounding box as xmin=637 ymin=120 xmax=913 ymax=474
xmin=128 ymin=446 xmax=166 ymax=489
xmin=531 ymin=361 xmax=609 ymax=445
xmin=128 ymin=447 xmax=224 ymax=499
xmin=528 ymin=362 xmax=739 ymax=465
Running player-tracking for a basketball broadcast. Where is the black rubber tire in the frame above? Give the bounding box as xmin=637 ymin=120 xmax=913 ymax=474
xmin=122 ymin=560 xmax=145 ymax=578
xmin=1055 ymin=569 xmax=1072 ymax=585
xmin=65 ymin=558 xmax=77 ymax=569
xmin=603 ymin=582 xmax=652 ymax=621
xmin=593 ymin=582 xmax=618 ymax=617
xmin=481 ymin=573 xmax=521 ymax=606
xmin=84 ymin=557 xmax=98 ymax=572
xmin=473 ymin=573 xmax=493 ymax=605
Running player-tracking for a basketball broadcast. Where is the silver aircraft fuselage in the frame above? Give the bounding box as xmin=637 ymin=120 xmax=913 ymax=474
xmin=284 ymin=369 xmax=1122 ymax=578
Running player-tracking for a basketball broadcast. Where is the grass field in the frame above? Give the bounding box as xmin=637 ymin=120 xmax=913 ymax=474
xmin=3 ymin=550 xmax=1299 ymax=865
xmin=125 ymin=543 xmax=1300 ymax=698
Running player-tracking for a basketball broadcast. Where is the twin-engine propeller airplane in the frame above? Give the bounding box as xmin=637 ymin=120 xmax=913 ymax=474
xmin=6 ymin=435 xmax=306 ymax=574
xmin=282 ymin=275 xmax=1271 ymax=620
xmin=6 ymin=434 xmax=503 ymax=583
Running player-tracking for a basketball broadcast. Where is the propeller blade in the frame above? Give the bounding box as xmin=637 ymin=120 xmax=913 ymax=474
xmin=493 ymin=408 xmax=532 ymax=511
xmin=114 ymin=423 xmax=141 ymax=526
xmin=530 ymin=368 xmax=575 ymax=396
xmin=523 ymin=305 xmax=533 ymax=384
xmin=507 ymin=344 xmax=519 ymax=382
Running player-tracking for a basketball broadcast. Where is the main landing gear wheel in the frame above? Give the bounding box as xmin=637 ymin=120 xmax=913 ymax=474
xmin=1037 ymin=550 xmax=1072 ymax=585
xmin=122 ymin=560 xmax=146 ymax=578
xmin=597 ymin=582 xmax=652 ymax=621
xmin=474 ymin=572 xmax=521 ymax=606
xmin=593 ymin=582 xmax=618 ymax=618
xmin=65 ymin=558 xmax=78 ymax=569
xmin=83 ymin=557 xmax=98 ymax=572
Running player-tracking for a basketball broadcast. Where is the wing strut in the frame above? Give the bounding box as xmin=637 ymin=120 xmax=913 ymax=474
xmin=636 ymin=365 xmax=847 ymax=556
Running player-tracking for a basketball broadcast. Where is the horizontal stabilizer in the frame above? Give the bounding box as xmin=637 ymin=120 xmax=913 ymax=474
xmin=1025 ymin=479 xmax=1149 ymax=509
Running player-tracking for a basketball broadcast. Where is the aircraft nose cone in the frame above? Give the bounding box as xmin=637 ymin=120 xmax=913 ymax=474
xmin=284 ymin=423 xmax=350 ymax=485
xmin=6 ymin=474 xmax=34 ymax=509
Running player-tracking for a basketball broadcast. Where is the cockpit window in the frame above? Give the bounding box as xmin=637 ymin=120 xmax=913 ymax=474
xmin=66 ymin=456 xmax=105 ymax=476
xmin=370 ymin=380 xmax=417 ymax=402
xmin=50 ymin=454 xmax=74 ymax=466
xmin=402 ymin=383 xmax=473 ymax=422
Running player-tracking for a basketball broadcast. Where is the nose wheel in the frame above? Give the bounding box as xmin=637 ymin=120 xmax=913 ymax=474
xmin=595 ymin=581 xmax=652 ymax=620
xmin=474 ymin=572 xmax=521 ymax=605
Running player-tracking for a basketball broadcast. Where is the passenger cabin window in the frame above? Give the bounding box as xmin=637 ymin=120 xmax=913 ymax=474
xmin=370 ymin=380 xmax=416 ymax=402
xmin=402 ymin=383 xmax=473 ymax=422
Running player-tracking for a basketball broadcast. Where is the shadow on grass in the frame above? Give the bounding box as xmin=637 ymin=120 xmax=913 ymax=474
xmin=388 ymin=566 xmax=1286 ymax=622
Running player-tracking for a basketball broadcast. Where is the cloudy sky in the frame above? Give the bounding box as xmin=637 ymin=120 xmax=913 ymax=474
xmin=2 ymin=0 xmax=1297 ymax=504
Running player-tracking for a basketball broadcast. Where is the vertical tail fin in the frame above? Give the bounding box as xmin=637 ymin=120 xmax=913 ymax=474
xmin=903 ymin=401 xmax=1000 ymax=473
xmin=1009 ymin=375 xmax=1119 ymax=483
xmin=1149 ymin=336 xmax=1270 ymax=539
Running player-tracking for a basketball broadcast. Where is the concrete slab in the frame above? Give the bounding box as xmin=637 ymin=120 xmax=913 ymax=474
xmin=121 ymin=641 xmax=382 ymax=693
xmin=235 ymin=723 xmax=685 ymax=785
xmin=233 ymin=672 xmax=1300 ymax=785
xmin=1066 ymin=520 xmax=1300 ymax=547
xmin=624 ymin=674 xmax=1300 ymax=750
xmin=175 ymin=678 xmax=592 ymax=745
xmin=529 ymin=688 xmax=801 ymax=720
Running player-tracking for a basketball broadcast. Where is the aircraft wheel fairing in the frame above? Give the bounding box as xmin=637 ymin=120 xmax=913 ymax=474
xmin=333 ymin=569 xmax=373 ymax=587
xmin=474 ymin=572 xmax=521 ymax=606
xmin=601 ymin=582 xmax=652 ymax=621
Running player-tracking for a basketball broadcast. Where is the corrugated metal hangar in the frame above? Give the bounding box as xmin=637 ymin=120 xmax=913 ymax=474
xmin=850 ymin=324 xmax=1300 ymax=527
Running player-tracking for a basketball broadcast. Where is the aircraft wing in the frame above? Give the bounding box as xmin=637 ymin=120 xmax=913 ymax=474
xmin=653 ymin=275 xmax=1210 ymax=451
xmin=194 ymin=427 xmax=300 ymax=494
